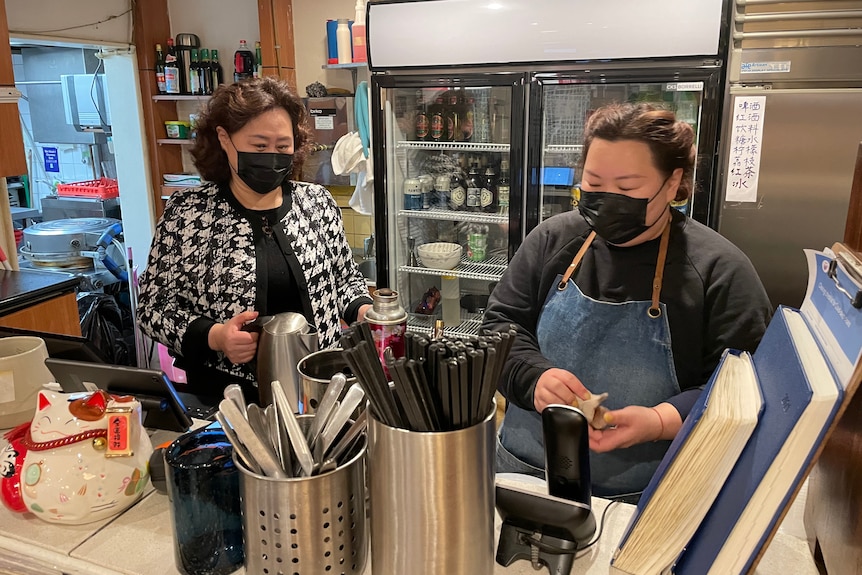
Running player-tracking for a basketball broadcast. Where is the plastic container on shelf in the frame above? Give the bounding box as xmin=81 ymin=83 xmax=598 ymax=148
xmin=56 ymin=178 xmax=119 ymax=199
xmin=336 ymin=19 xmax=352 ymax=65
xmin=164 ymin=120 xmax=191 ymax=139
xmin=352 ymin=0 xmax=367 ymax=63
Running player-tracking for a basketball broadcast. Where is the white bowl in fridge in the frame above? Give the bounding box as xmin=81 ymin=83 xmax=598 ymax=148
xmin=416 ymin=242 xmax=462 ymax=270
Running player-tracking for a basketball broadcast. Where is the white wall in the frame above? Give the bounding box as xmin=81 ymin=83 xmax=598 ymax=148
xmin=167 ymin=0 xmax=260 ymax=81
xmin=293 ymin=0 xmax=368 ymax=96
xmin=5 ymin=0 xmax=132 ymax=46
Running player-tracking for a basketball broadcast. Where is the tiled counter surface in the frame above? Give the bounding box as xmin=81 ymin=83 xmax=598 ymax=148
xmin=0 ymin=482 xmax=817 ymax=575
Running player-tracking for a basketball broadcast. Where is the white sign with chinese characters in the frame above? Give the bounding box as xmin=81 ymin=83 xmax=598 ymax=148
xmin=725 ymin=95 xmax=767 ymax=203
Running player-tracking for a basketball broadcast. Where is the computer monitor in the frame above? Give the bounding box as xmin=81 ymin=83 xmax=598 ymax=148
xmin=0 ymin=326 xmax=106 ymax=363
xmin=45 ymin=357 xmax=194 ymax=432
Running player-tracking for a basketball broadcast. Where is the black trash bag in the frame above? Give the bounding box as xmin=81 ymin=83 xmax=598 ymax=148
xmin=77 ymin=291 xmax=133 ymax=366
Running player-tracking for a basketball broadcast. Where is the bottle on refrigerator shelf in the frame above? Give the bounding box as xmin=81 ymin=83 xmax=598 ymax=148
xmin=414 ymin=93 xmax=428 ymax=141
xmin=462 ymin=94 xmax=475 ymax=142
xmin=429 ymin=96 xmax=445 ymax=143
xmin=497 ymin=159 xmax=511 ymax=215
xmin=444 ymin=92 xmax=460 ymax=142
xmin=336 ymin=19 xmax=352 ymax=64
xmin=403 ymin=177 xmax=422 ymax=211
xmin=254 ymin=41 xmax=263 ymax=78
xmin=234 ymin=40 xmax=255 ymax=82
xmin=188 ymin=49 xmax=202 ymax=95
xmin=449 ymin=171 xmax=466 ymax=211
xmin=481 ymin=165 xmax=497 ymax=213
xmin=199 ymin=49 xmax=214 ymax=95
xmin=154 ymin=44 xmax=167 ymax=94
xmin=465 ymin=161 xmax=482 ymax=211
xmin=434 ymin=174 xmax=451 ymax=210
xmin=352 ymin=0 xmax=367 ymax=63
xmin=418 ymin=175 xmax=433 ymax=210
xmin=164 ymin=38 xmax=181 ymax=95
xmin=210 ymin=50 xmax=224 ymax=89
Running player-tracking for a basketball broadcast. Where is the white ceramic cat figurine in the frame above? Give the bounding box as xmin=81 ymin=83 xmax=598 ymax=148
xmin=15 ymin=389 xmax=153 ymax=524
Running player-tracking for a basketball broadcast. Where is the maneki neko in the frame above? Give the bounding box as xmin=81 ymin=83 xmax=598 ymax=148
xmin=1 ymin=389 xmax=153 ymax=524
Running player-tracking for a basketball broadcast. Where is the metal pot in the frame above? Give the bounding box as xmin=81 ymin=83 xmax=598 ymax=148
xmin=256 ymin=312 xmax=319 ymax=409
xmin=296 ymin=349 xmax=357 ymax=413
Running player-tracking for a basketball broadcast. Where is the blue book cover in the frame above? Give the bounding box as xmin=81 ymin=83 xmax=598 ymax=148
xmin=672 ymin=305 xmax=844 ymax=575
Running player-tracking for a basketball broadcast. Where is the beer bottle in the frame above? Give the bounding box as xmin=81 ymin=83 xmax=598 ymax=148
xmin=414 ymin=92 xmax=429 ymax=141
xmin=497 ymin=159 xmax=511 ymax=215
xmin=462 ymin=94 xmax=475 ymax=142
xmin=154 ymin=44 xmax=167 ymax=95
xmin=481 ymin=165 xmax=497 ymax=213
xmin=254 ymin=41 xmax=263 ymax=78
xmin=430 ymin=96 xmax=445 ymax=143
xmin=449 ymin=171 xmax=466 ymax=211
xmin=188 ymin=49 xmax=202 ymax=95
xmin=444 ymin=92 xmax=460 ymax=142
xmin=466 ymin=161 xmax=482 ymax=212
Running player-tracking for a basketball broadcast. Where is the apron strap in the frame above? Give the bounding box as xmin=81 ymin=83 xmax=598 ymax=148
xmin=558 ymin=231 xmax=597 ymax=290
xmin=648 ymin=223 xmax=672 ymax=318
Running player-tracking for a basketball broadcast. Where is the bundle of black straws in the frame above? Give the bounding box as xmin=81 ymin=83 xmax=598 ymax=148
xmin=340 ymin=323 xmax=516 ymax=432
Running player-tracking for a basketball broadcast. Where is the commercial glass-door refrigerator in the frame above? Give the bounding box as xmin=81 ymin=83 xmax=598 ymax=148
xmin=367 ymin=0 xmax=729 ymax=338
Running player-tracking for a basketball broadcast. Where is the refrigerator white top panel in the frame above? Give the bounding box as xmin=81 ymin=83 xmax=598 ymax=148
xmin=367 ymin=0 xmax=724 ymax=69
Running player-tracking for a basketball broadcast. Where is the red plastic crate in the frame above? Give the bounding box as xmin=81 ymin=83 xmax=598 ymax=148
xmin=57 ymin=178 xmax=119 ymax=199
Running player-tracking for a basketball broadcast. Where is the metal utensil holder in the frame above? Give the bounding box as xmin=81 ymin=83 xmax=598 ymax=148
xmin=368 ymin=400 xmax=496 ymax=575
xmin=236 ymin=415 xmax=368 ymax=575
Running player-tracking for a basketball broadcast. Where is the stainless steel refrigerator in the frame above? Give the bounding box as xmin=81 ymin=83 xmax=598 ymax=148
xmin=716 ymin=2 xmax=862 ymax=308
xmin=367 ymin=0 xmax=730 ymax=338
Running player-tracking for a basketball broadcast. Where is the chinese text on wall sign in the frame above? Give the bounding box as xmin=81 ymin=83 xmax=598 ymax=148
xmin=724 ymin=96 xmax=766 ymax=203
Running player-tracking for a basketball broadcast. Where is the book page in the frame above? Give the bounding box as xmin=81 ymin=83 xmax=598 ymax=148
xmin=800 ymin=250 xmax=862 ymax=388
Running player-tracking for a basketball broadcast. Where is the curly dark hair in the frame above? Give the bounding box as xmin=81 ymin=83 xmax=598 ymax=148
xmin=581 ymin=103 xmax=697 ymax=202
xmin=191 ymin=77 xmax=311 ymax=183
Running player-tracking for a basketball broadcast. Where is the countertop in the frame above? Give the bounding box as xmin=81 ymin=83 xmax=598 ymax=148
xmin=0 ymin=477 xmax=818 ymax=575
xmin=0 ymin=269 xmax=79 ymax=315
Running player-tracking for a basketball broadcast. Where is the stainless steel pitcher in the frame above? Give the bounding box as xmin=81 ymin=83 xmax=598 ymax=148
xmin=256 ymin=313 xmax=319 ymax=409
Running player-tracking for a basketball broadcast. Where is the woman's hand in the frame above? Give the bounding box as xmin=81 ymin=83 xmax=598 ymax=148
xmin=588 ymin=403 xmax=681 ymax=452
xmin=208 ymin=310 xmax=260 ymax=364
xmin=357 ymin=304 xmax=372 ymax=322
xmin=534 ymin=368 xmax=591 ymax=412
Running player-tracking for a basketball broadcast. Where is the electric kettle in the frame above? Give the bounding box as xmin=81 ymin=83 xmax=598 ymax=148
xmin=253 ymin=313 xmax=319 ymax=408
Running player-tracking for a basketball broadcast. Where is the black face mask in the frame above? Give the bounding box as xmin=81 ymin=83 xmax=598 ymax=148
xmin=578 ymin=178 xmax=669 ymax=245
xmin=230 ymin=139 xmax=294 ymax=195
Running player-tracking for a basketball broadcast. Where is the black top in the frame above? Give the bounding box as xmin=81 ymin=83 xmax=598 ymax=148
xmin=482 ymin=209 xmax=773 ymax=419
xmin=246 ymin=206 xmax=304 ymax=317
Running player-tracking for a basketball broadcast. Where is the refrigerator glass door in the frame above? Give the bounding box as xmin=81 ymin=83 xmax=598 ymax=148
xmin=534 ymin=80 xmax=704 ymax=224
xmin=378 ymin=82 xmax=517 ymax=338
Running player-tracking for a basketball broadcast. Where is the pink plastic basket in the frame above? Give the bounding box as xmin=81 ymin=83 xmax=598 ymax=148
xmin=57 ymin=178 xmax=119 ymax=199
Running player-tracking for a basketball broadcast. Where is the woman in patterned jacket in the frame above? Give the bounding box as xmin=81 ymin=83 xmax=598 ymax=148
xmin=137 ymin=77 xmax=373 ymax=400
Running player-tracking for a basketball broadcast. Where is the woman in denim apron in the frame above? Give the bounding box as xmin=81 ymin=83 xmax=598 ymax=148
xmin=485 ymin=103 xmax=771 ymax=498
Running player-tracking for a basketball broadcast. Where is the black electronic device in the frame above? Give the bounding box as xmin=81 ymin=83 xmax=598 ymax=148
xmin=45 ymin=357 xmax=198 ymax=432
xmin=494 ymin=405 xmax=595 ymax=575
xmin=0 ymin=326 xmax=107 ymax=363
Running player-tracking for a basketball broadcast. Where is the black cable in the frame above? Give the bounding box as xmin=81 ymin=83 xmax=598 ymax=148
xmin=11 ymin=8 xmax=132 ymax=35
xmin=515 ymin=500 xmax=622 ymax=556
xmin=575 ymin=499 xmax=621 ymax=555
xmin=90 ymin=57 xmax=109 ymax=132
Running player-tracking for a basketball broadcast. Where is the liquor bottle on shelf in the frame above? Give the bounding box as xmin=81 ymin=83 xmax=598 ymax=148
xmin=234 ymin=40 xmax=254 ymax=82
xmin=154 ymin=44 xmax=167 ymax=94
xmin=497 ymin=159 xmax=511 ymax=215
xmin=481 ymin=165 xmax=497 ymax=213
xmin=164 ymin=38 xmax=181 ymax=95
xmin=465 ymin=160 xmax=482 ymax=212
xmin=414 ymin=92 xmax=429 ymax=142
xmin=199 ymin=49 xmax=214 ymax=95
xmin=444 ymin=92 xmax=461 ymax=142
xmin=211 ymin=49 xmax=225 ymax=88
xmin=254 ymin=41 xmax=263 ymax=78
xmin=429 ymin=96 xmax=445 ymax=143
xmin=449 ymin=171 xmax=466 ymax=211
xmin=188 ymin=49 xmax=202 ymax=95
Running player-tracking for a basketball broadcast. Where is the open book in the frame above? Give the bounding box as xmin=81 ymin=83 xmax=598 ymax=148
xmin=608 ymin=350 xmax=762 ymax=575
xmin=611 ymin=247 xmax=862 ymax=575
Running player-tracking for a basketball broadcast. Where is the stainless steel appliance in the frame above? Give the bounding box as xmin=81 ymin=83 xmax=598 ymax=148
xmin=367 ymin=0 xmax=729 ymax=337
xmin=716 ymin=2 xmax=862 ymax=308
xmin=40 ymin=196 xmax=121 ymax=221
xmin=19 ymin=217 xmax=127 ymax=289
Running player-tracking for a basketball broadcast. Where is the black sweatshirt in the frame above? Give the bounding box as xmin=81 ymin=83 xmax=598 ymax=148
xmin=482 ymin=209 xmax=773 ymax=419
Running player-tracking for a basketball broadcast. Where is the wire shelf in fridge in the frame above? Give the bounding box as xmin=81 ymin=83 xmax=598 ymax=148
xmin=399 ymin=208 xmax=508 ymax=225
xmin=396 ymin=141 xmax=511 ymax=153
xmin=544 ymin=144 xmax=584 ymax=154
xmin=400 ymin=253 xmax=507 ymax=281
xmin=407 ymin=312 xmax=483 ymax=339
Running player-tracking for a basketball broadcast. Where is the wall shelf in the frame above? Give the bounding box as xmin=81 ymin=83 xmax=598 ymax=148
xmin=152 ymin=95 xmax=211 ymax=101
xmin=322 ymin=62 xmax=367 ymax=93
xmin=156 ymin=139 xmax=194 ymax=145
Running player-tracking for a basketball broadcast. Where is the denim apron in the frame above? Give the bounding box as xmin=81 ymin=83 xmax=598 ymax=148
xmin=497 ymin=226 xmax=680 ymax=496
